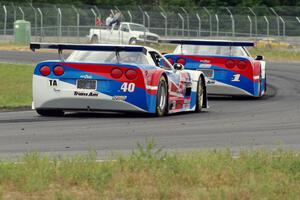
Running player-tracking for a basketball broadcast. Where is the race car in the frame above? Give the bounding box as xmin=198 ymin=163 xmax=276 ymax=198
xmin=30 ymin=43 xmax=208 ymax=117
xmin=163 ymin=39 xmax=266 ymax=97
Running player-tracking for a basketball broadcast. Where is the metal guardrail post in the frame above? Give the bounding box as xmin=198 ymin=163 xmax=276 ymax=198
xmin=248 ymin=7 xmax=257 ymax=37
xmin=127 ymin=10 xmax=132 ymax=22
xmin=3 ymin=5 xmax=7 ymax=36
xmin=215 ymin=14 xmax=219 ymax=36
xmin=144 ymin=12 xmax=150 ymax=31
xmin=37 ymin=8 xmax=43 ymax=42
xmin=196 ymin=13 xmax=201 ymax=37
xmin=203 ymin=7 xmax=212 ymax=36
xmin=72 ymin=5 xmax=80 ymax=40
xmin=57 ymin=8 xmax=62 ymax=42
xmin=93 ymin=6 xmax=101 ymax=20
xmin=29 ymin=3 xmax=37 ymax=39
xmin=270 ymin=8 xmax=280 ymax=37
xmin=180 ymin=7 xmax=190 ymax=37
xmin=19 ymin=7 xmax=25 ymax=20
xmin=138 ymin=6 xmax=145 ymax=26
xmin=279 ymin=16 xmax=285 ymax=38
xmin=11 ymin=2 xmax=16 ymax=22
xmin=264 ymin=16 xmax=269 ymax=36
xmin=91 ymin=8 xmax=97 ymax=26
xmin=247 ymin=15 xmax=252 ymax=37
xmin=225 ymin=7 xmax=235 ymax=37
xmin=160 ymin=12 xmax=168 ymax=37
xmin=178 ymin=13 xmax=184 ymax=37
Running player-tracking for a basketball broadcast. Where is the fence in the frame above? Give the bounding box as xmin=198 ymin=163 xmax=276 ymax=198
xmin=1 ymin=3 xmax=300 ymax=43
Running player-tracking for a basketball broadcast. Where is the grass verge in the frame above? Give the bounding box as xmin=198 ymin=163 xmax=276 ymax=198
xmin=0 ymin=63 xmax=33 ymax=108
xmin=0 ymin=143 xmax=299 ymax=200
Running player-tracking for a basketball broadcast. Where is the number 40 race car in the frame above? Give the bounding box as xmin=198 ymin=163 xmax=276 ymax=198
xmin=163 ymin=39 xmax=266 ymax=98
xmin=30 ymin=43 xmax=208 ymax=117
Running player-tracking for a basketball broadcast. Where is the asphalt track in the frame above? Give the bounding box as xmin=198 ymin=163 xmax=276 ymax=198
xmin=0 ymin=50 xmax=300 ymax=158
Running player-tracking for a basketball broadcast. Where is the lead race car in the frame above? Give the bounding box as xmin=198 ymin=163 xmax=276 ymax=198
xmin=30 ymin=43 xmax=208 ymax=117
xmin=163 ymin=39 xmax=266 ymax=98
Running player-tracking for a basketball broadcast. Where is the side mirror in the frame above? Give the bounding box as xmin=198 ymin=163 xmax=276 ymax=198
xmin=174 ymin=63 xmax=184 ymax=70
xmin=255 ymin=55 xmax=264 ymax=60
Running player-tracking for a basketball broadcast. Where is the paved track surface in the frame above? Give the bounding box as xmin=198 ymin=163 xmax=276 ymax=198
xmin=0 ymin=51 xmax=300 ymax=158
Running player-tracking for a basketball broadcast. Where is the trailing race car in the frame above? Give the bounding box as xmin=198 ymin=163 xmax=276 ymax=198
xmin=30 ymin=43 xmax=208 ymax=117
xmin=163 ymin=39 xmax=266 ymax=97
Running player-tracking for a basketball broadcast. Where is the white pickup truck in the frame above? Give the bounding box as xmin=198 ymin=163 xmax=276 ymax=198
xmin=89 ymin=22 xmax=160 ymax=44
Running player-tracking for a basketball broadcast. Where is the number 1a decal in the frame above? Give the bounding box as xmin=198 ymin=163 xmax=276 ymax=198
xmin=121 ymin=82 xmax=135 ymax=92
xmin=231 ymin=74 xmax=241 ymax=82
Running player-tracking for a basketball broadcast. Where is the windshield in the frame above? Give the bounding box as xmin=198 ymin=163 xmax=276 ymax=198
xmin=67 ymin=51 xmax=149 ymax=65
xmin=174 ymin=45 xmax=248 ymax=57
xmin=129 ymin=24 xmax=147 ymax=32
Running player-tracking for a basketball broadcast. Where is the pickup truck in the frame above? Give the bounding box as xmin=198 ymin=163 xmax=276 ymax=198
xmin=89 ymin=22 xmax=160 ymax=44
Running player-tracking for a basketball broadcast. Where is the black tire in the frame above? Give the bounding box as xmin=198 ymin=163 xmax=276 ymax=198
xmin=90 ymin=35 xmax=99 ymax=44
xmin=195 ymin=76 xmax=205 ymax=112
xmin=155 ymin=76 xmax=168 ymax=117
xmin=36 ymin=109 xmax=64 ymax=117
xmin=129 ymin=38 xmax=137 ymax=44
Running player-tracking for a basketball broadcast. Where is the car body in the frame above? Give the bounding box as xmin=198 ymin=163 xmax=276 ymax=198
xmin=89 ymin=22 xmax=160 ymax=44
xmin=30 ymin=43 xmax=208 ymax=116
xmin=163 ymin=39 xmax=266 ymax=97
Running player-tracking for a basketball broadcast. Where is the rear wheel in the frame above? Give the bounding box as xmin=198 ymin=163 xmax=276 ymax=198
xmin=195 ymin=76 xmax=204 ymax=112
xmin=155 ymin=76 xmax=168 ymax=117
xmin=36 ymin=109 xmax=64 ymax=117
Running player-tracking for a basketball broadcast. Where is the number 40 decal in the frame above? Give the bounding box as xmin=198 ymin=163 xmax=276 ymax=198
xmin=231 ymin=74 xmax=241 ymax=82
xmin=121 ymin=82 xmax=136 ymax=92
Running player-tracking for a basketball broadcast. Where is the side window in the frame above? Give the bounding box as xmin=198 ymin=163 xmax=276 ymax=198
xmin=120 ymin=24 xmax=129 ymax=32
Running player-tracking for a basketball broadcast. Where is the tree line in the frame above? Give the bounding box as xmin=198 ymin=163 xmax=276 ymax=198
xmin=1 ymin=0 xmax=300 ymax=6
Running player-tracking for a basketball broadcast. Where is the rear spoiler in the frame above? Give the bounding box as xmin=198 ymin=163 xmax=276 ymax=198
xmin=30 ymin=43 xmax=148 ymax=54
xmin=159 ymin=39 xmax=255 ymax=47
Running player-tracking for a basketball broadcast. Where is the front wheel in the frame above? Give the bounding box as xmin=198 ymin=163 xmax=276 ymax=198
xmin=90 ymin=35 xmax=99 ymax=44
xmin=129 ymin=38 xmax=137 ymax=44
xmin=195 ymin=76 xmax=205 ymax=112
xmin=155 ymin=76 xmax=168 ymax=117
xmin=36 ymin=109 xmax=64 ymax=117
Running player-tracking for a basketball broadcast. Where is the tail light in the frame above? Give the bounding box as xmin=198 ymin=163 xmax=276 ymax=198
xmin=176 ymin=58 xmax=186 ymax=65
xmin=53 ymin=66 xmax=64 ymax=76
xmin=237 ymin=61 xmax=247 ymax=70
xmin=125 ymin=69 xmax=137 ymax=80
xmin=167 ymin=58 xmax=174 ymax=65
xmin=40 ymin=66 xmax=51 ymax=76
xmin=225 ymin=59 xmax=235 ymax=69
xmin=111 ymin=68 xmax=123 ymax=79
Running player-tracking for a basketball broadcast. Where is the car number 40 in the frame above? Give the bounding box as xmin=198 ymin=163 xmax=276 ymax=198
xmin=121 ymin=82 xmax=135 ymax=92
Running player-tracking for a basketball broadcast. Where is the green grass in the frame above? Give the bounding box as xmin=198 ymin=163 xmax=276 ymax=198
xmin=0 ymin=142 xmax=299 ymax=200
xmin=0 ymin=63 xmax=33 ymax=108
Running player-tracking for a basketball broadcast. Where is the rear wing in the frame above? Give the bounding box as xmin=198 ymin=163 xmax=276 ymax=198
xmin=30 ymin=43 xmax=148 ymax=54
xmin=159 ymin=39 xmax=255 ymax=47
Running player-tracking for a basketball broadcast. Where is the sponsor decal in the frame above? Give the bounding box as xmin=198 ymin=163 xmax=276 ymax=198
xmin=199 ymin=63 xmax=212 ymax=68
xmin=74 ymin=91 xmax=98 ymax=97
xmin=199 ymin=59 xmax=211 ymax=63
xmin=231 ymin=74 xmax=241 ymax=82
xmin=207 ymin=80 xmax=215 ymax=84
xmin=49 ymin=79 xmax=59 ymax=87
xmin=80 ymin=74 xmax=93 ymax=79
xmin=112 ymin=96 xmax=127 ymax=101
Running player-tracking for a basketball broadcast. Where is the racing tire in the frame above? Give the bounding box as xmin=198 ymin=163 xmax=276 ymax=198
xmin=195 ymin=76 xmax=205 ymax=112
xmin=129 ymin=38 xmax=137 ymax=45
xmin=155 ymin=76 xmax=168 ymax=117
xmin=36 ymin=109 xmax=64 ymax=117
xmin=90 ymin=35 xmax=99 ymax=44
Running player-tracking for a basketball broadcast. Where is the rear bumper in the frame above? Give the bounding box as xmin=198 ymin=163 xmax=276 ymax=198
xmin=33 ymin=98 xmax=146 ymax=113
xmin=206 ymin=81 xmax=253 ymax=96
